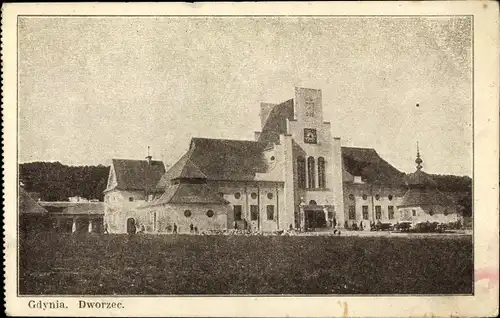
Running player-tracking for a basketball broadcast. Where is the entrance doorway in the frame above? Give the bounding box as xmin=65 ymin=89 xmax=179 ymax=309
xmin=305 ymin=210 xmax=327 ymax=229
xmin=126 ymin=218 xmax=136 ymax=234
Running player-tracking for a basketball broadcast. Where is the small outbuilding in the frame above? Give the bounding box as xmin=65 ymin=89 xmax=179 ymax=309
xmin=397 ymin=146 xmax=461 ymax=225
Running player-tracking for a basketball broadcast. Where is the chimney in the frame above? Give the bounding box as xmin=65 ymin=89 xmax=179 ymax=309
xmin=260 ymin=103 xmax=277 ymax=128
xmin=146 ymin=146 xmax=152 ymax=165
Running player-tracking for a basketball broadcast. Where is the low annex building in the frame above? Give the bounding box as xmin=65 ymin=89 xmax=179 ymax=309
xmin=102 ymin=87 xmax=465 ymax=233
xmin=397 ymin=147 xmax=461 ymax=224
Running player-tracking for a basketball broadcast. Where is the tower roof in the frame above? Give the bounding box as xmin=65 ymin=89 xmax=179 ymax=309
xmin=399 ymin=144 xmax=454 ymax=208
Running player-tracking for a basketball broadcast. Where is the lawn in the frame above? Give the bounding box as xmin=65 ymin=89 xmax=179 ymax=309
xmin=19 ymin=232 xmax=473 ymax=295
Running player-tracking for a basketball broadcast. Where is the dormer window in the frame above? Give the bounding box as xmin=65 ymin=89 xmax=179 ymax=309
xmin=354 ymin=176 xmax=363 ymax=184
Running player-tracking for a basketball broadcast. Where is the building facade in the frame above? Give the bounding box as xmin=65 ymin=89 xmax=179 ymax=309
xmin=103 ymin=87 xmax=465 ymax=233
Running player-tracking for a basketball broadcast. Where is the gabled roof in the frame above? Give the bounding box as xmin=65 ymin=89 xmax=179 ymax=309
xmin=184 ymin=137 xmax=268 ymax=181
xmin=258 ymin=99 xmax=295 ymax=146
xmin=341 ymin=147 xmax=405 ymax=186
xmin=19 ymin=187 xmax=48 ymax=215
xmin=140 ymin=183 xmax=228 ymax=207
xmin=398 ymin=187 xmax=455 ymax=208
xmin=107 ymin=159 xmax=165 ymax=192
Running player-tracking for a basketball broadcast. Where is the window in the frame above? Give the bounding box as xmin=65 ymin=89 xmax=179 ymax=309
xmin=266 ymin=205 xmax=275 ymax=220
xmin=375 ymin=194 xmax=380 ymax=201
xmin=375 ymin=206 xmax=382 ymax=219
xmin=412 ymin=209 xmax=417 ymax=216
xmin=349 ymin=194 xmax=355 ymax=201
xmin=362 ymin=194 xmax=367 ymax=200
xmin=129 ymin=197 xmax=134 ymax=202
xmin=388 ymin=195 xmax=393 ymax=201
xmin=318 ymin=157 xmax=326 ymax=188
xmin=307 ymin=157 xmax=316 ymax=188
xmin=270 ymin=156 xmax=275 ymax=161
xmin=251 ymin=192 xmax=257 ymax=200
xmin=218 ymin=192 xmax=224 ymax=197
xmin=206 ymin=210 xmax=214 ymax=218
xmin=309 ymin=200 xmax=317 ymax=205
xmin=388 ymin=206 xmax=394 ymax=219
xmin=297 ymin=156 xmax=306 ymax=189
xmin=184 ymin=210 xmax=192 ymax=218
xmin=234 ymin=205 xmax=242 ymax=221
xmin=362 ymin=206 xmax=369 ymax=220
xmin=349 ymin=206 xmax=356 ymax=220
xmin=305 ymin=97 xmax=315 ymax=117
xmin=234 ymin=193 xmax=241 ymax=199
xmin=443 ymin=209 xmax=448 ymax=216
xmin=250 ymin=205 xmax=259 ymax=221
xmin=267 ymin=193 xmax=273 ymax=200
xmin=429 ymin=209 xmax=435 ymax=216
xmin=148 ymin=194 xmax=153 ymax=202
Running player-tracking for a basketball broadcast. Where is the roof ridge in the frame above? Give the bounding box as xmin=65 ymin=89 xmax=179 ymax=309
xmin=342 ymin=146 xmax=377 ymax=151
xmin=112 ymin=158 xmax=164 ymax=163
xmin=192 ymin=137 xmax=261 ymax=143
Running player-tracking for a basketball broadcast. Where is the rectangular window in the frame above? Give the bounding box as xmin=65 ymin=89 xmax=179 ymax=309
xmin=348 ymin=206 xmax=356 ymax=220
xmin=375 ymin=206 xmax=382 ymax=219
xmin=362 ymin=206 xmax=369 ymax=220
xmin=266 ymin=205 xmax=274 ymax=220
xmin=412 ymin=209 xmax=417 ymax=216
xmin=250 ymin=205 xmax=259 ymax=221
xmin=129 ymin=197 xmax=134 ymax=202
xmin=234 ymin=205 xmax=242 ymax=221
xmin=297 ymin=157 xmax=306 ymax=189
xmin=388 ymin=206 xmax=394 ymax=219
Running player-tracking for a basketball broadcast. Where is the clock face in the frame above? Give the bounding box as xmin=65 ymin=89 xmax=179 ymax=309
xmin=304 ymin=128 xmax=317 ymax=144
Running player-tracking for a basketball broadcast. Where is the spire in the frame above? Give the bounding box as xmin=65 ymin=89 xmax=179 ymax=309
xmin=415 ymin=141 xmax=423 ymax=170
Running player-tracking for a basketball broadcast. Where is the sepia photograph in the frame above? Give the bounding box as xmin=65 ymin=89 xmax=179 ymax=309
xmin=3 ymin=2 xmax=499 ymax=317
xmin=17 ymin=14 xmax=474 ymax=296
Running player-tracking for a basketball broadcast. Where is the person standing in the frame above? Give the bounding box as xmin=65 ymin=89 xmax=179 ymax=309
xmin=173 ymin=223 xmax=178 ymax=234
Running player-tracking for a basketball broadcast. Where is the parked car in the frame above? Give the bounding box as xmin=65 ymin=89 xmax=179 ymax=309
xmin=394 ymin=222 xmax=412 ymax=232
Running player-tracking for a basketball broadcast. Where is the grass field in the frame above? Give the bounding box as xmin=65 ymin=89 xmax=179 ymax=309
xmin=19 ymin=232 xmax=473 ymax=295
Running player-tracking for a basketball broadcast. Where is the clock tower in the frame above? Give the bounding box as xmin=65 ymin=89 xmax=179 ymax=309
xmin=283 ymin=87 xmax=344 ymax=229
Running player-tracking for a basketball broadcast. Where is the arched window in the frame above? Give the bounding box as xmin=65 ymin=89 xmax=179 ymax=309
xmin=307 ymin=157 xmax=316 ymax=189
xmin=318 ymin=157 xmax=326 ymax=188
xmin=297 ymin=156 xmax=306 ymax=189
xmin=309 ymin=200 xmax=317 ymax=205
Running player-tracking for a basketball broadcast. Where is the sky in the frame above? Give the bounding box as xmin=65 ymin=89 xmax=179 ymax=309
xmin=18 ymin=16 xmax=472 ymax=176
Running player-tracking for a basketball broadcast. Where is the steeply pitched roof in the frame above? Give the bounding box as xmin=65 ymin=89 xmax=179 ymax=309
xmin=341 ymin=147 xmax=405 ymax=185
xmin=184 ymin=137 xmax=268 ymax=181
xmin=258 ymin=99 xmax=295 ymax=146
xmin=140 ymin=183 xmax=228 ymax=207
xmin=109 ymin=159 xmax=165 ymax=191
xmin=19 ymin=187 xmax=48 ymax=215
xmin=156 ymin=149 xmax=207 ymax=189
xmin=398 ymin=187 xmax=455 ymax=208
xmin=405 ymin=170 xmax=438 ymax=188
